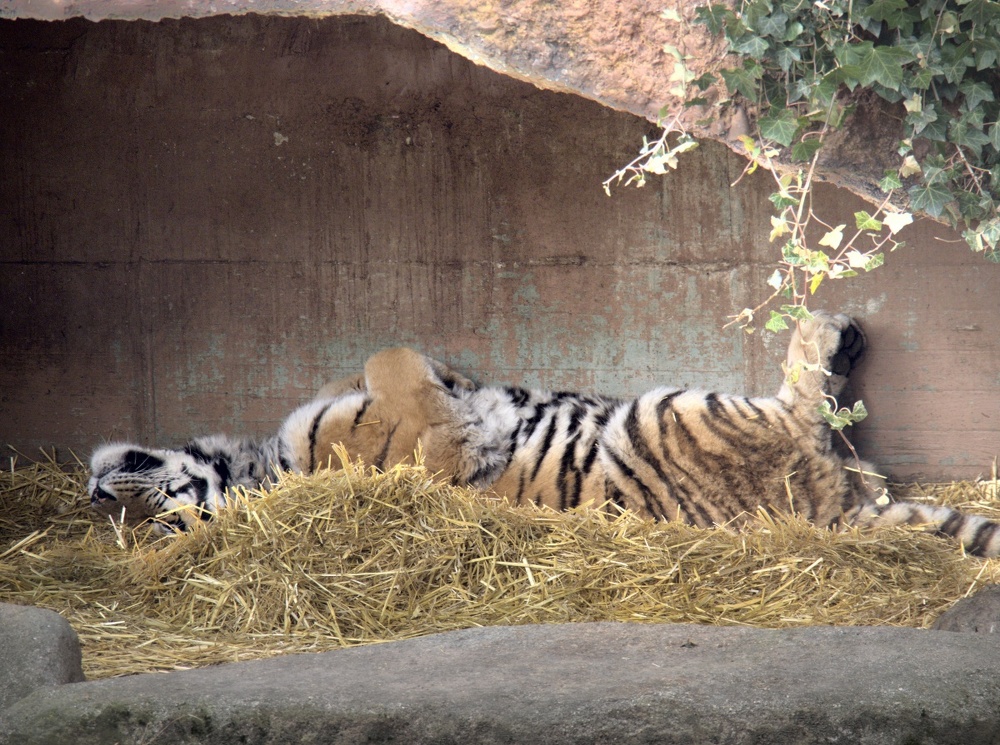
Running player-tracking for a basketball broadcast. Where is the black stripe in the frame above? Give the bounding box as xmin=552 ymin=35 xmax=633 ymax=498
xmin=121 ymin=450 xmax=164 ymax=474
xmin=521 ymin=404 xmax=547 ymax=440
xmin=514 ymin=469 xmax=527 ymax=505
xmin=212 ymin=458 xmax=232 ymax=490
xmin=373 ymin=423 xmax=399 ymax=471
xmin=607 ymin=483 xmax=628 ymax=511
xmin=505 ymin=386 xmax=530 ymax=408
xmin=183 ymin=443 xmax=212 ymax=463
xmin=352 ymin=397 xmax=372 ymax=428
xmin=529 ymin=412 xmax=559 ymax=481
xmin=581 ymin=438 xmax=601 ymax=475
xmin=937 ymin=510 xmax=964 ymax=536
xmin=969 ymin=521 xmax=1000 ymax=556
xmin=557 ymin=433 xmax=581 ymax=511
xmin=308 ymin=401 xmax=336 ymax=474
xmin=606 ymin=448 xmax=666 ymax=521
xmin=623 ymin=400 xmax=698 ymax=524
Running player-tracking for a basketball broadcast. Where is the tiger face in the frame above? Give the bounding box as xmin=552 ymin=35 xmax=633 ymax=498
xmin=87 ymin=432 xmax=287 ymax=533
xmin=88 ymin=443 xmax=229 ymax=532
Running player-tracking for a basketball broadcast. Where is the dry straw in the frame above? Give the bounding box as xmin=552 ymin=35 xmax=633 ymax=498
xmin=2 ymin=449 xmax=1000 ymax=680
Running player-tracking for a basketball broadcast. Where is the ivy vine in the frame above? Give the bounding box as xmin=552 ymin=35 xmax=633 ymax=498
xmin=607 ymin=0 xmax=1000 ymax=316
xmin=605 ymin=0 xmax=1000 ymax=431
xmin=697 ymin=0 xmax=1000 ymax=255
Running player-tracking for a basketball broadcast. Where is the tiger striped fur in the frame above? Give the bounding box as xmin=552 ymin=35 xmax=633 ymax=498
xmin=88 ymin=311 xmax=1000 ymax=556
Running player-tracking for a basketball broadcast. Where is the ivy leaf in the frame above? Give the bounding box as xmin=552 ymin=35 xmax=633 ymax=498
xmin=959 ymin=80 xmax=994 ymax=112
xmin=862 ymin=0 xmax=909 ymax=25
xmin=769 ymin=190 xmax=800 ymax=209
xmin=974 ymin=38 xmax=1000 ymax=71
xmin=720 ymin=66 xmax=761 ymax=101
xmin=818 ymin=224 xmax=846 ymax=250
xmin=776 ymin=45 xmax=802 ymax=72
xmin=883 ymin=212 xmax=914 ymax=234
xmin=855 ymin=46 xmax=915 ymax=91
xmin=765 ymin=311 xmax=789 ymax=332
xmin=908 ymin=181 xmax=955 ymax=218
xmin=781 ymin=304 xmax=814 ymax=321
xmin=899 ymin=155 xmax=922 ymax=178
xmin=846 ymin=249 xmax=870 ymax=268
xmin=989 ymin=122 xmax=1000 ymax=151
xmin=758 ymin=107 xmax=800 ymax=146
xmin=693 ymin=4 xmax=735 ymax=35
xmin=769 ymin=215 xmax=790 ymax=242
xmin=960 ymin=0 xmax=1000 ymax=27
xmin=755 ymin=10 xmax=788 ymax=38
xmin=950 ymin=118 xmax=991 ymax=158
xmin=880 ymin=170 xmax=903 ymax=191
xmin=939 ymin=41 xmax=974 ymax=84
xmin=855 ymin=211 xmax=883 ymax=231
xmin=731 ymin=33 xmax=772 ymax=59
xmin=791 ymin=137 xmax=823 ymax=162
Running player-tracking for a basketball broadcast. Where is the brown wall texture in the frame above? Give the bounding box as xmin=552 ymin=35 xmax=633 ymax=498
xmin=1 ymin=14 xmax=998 ymax=481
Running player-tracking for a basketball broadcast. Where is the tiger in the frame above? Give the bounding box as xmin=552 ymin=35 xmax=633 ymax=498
xmin=88 ymin=310 xmax=1000 ymax=557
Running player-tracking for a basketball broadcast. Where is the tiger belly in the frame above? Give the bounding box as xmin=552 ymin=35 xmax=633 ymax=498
xmin=482 ymin=387 xmax=861 ymax=529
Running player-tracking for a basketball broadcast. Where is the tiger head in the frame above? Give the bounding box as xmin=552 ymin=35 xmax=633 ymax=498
xmin=87 ymin=435 xmax=263 ymax=533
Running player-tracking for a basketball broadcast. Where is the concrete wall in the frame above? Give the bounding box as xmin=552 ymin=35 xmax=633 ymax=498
xmin=1 ymin=14 xmax=997 ymax=481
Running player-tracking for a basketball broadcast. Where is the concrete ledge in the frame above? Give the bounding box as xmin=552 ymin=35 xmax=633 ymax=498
xmin=3 ymin=622 xmax=1000 ymax=744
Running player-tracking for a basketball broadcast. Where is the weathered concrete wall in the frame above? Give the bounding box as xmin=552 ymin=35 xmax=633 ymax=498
xmin=1 ymin=15 xmax=998 ymax=480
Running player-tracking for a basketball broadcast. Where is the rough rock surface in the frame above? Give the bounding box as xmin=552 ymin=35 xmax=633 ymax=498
xmin=933 ymin=584 xmax=1000 ymax=633
xmin=0 ymin=603 xmax=85 ymax=713
xmin=4 ymin=622 xmax=1000 ymax=745
xmin=1 ymin=0 xmax=902 ymax=211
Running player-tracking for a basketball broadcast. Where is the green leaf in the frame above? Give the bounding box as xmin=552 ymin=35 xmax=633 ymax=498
xmin=974 ymin=38 xmax=1000 ymax=70
xmin=908 ymin=181 xmax=955 ymax=217
xmin=731 ymin=33 xmax=772 ymax=58
xmin=989 ymin=122 xmax=1000 ymax=151
xmin=865 ymin=252 xmax=885 ymax=271
xmin=693 ymin=4 xmax=735 ymax=34
xmin=959 ymin=80 xmax=994 ymax=112
xmin=855 ymin=46 xmax=915 ymax=91
xmin=862 ymin=0 xmax=909 ymax=24
xmin=769 ymin=191 xmax=800 ymax=209
xmin=879 ymin=170 xmax=903 ymax=191
xmin=758 ymin=108 xmax=800 ymax=146
xmin=755 ymin=10 xmax=788 ymax=38
xmin=791 ymin=137 xmax=823 ymax=162
xmin=960 ymin=0 xmax=1000 ymax=27
xmin=781 ymin=239 xmax=804 ymax=265
xmin=775 ymin=45 xmax=802 ymax=72
xmin=939 ymin=41 xmax=974 ymax=84
xmin=781 ymin=304 xmax=814 ymax=321
xmin=950 ymin=118 xmax=991 ymax=158
xmin=765 ymin=311 xmax=790 ymax=332
xmin=855 ymin=211 xmax=883 ymax=231
xmin=719 ymin=67 xmax=761 ymax=101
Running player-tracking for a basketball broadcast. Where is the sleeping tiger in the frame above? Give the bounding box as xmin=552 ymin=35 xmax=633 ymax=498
xmin=88 ymin=310 xmax=1000 ymax=556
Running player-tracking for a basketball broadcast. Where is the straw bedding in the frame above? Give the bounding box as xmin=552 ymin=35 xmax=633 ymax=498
xmin=2 ymin=450 xmax=999 ymax=680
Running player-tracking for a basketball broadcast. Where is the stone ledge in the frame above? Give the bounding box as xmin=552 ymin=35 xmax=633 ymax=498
xmin=3 ymin=622 xmax=1000 ymax=745
xmin=0 ymin=603 xmax=85 ymax=714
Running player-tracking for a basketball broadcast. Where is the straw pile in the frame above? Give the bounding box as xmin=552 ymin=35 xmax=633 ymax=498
xmin=2 ymin=449 xmax=1000 ymax=680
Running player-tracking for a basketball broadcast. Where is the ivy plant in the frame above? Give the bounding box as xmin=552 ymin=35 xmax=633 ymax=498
xmin=700 ymin=0 xmax=1000 ymax=257
xmin=608 ymin=0 xmax=1000 ymax=326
